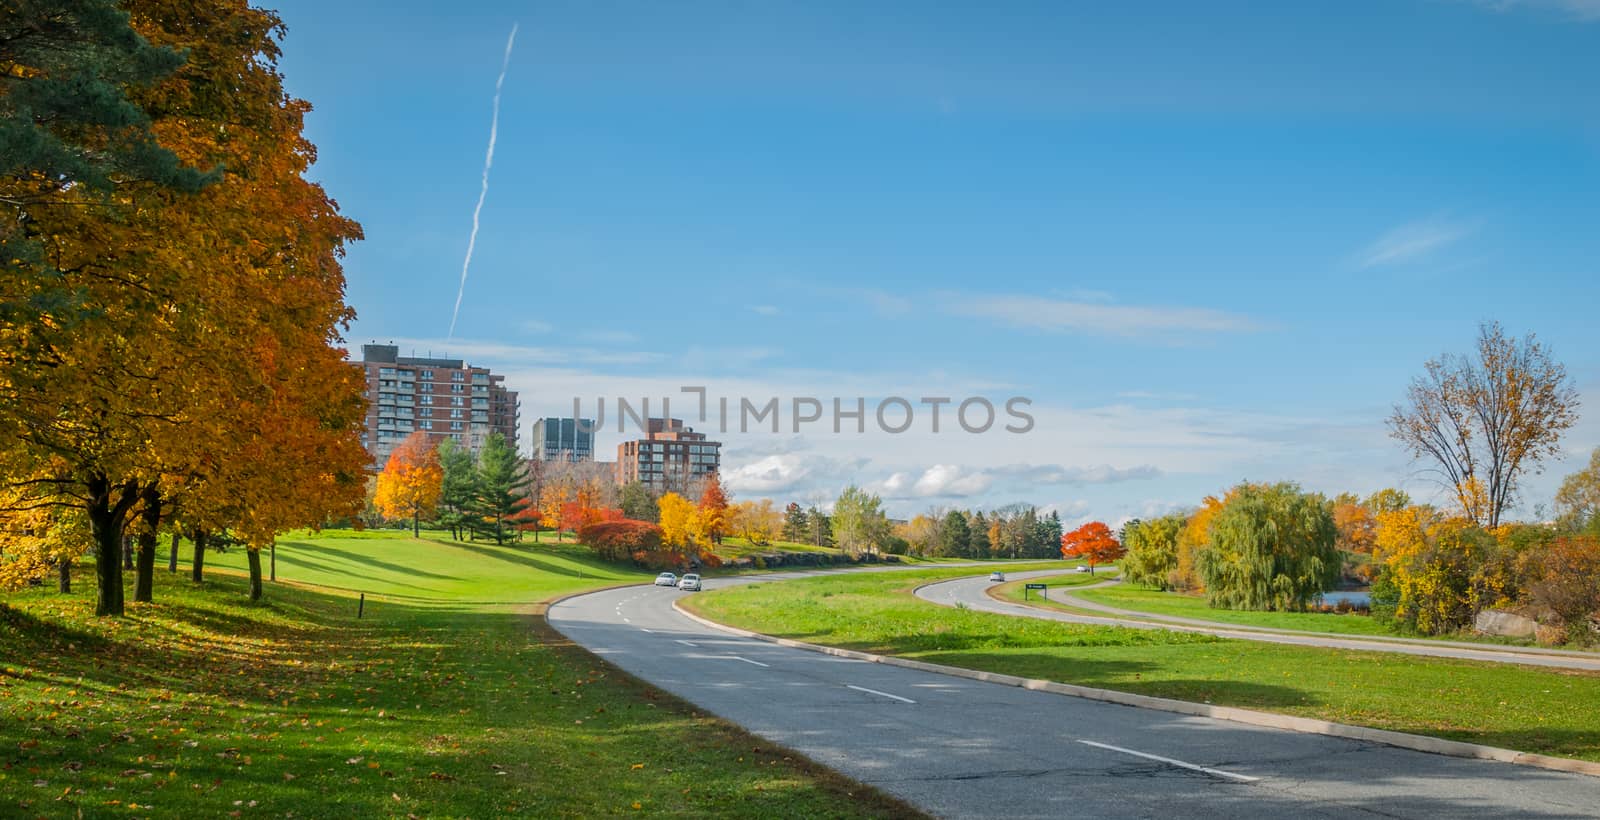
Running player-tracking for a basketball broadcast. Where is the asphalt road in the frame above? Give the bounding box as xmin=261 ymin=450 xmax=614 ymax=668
xmin=547 ymin=570 xmax=1600 ymax=819
xmin=916 ymin=571 xmax=1600 ymax=672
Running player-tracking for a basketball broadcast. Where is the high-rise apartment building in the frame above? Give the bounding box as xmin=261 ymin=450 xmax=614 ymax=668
xmin=354 ymin=343 xmax=519 ymax=465
xmin=615 ymin=418 xmax=721 ymax=490
xmin=531 ymin=417 xmax=596 ymax=461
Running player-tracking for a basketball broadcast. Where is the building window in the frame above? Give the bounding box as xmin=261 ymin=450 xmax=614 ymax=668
xmin=421 ymin=395 xmax=433 ymax=405
xmin=420 ymin=421 xmax=433 ymax=430
xmin=451 ymin=421 xmax=463 ymax=431
xmin=420 ymin=370 xmax=433 ymax=380
xmin=451 ymin=397 xmax=464 ymax=407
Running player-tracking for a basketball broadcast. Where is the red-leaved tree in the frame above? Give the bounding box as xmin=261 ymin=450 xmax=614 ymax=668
xmin=1061 ymin=521 xmax=1125 ymax=574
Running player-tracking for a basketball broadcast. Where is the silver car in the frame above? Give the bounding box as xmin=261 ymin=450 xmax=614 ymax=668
xmin=654 ymin=572 xmax=678 ymax=587
xmin=677 ymin=573 xmax=702 ymax=591
xmin=989 ymin=571 xmax=1006 ymax=582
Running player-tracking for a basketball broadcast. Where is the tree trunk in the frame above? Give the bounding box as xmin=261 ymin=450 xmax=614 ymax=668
xmin=247 ymin=549 xmax=263 ymax=601
xmin=58 ymin=559 xmax=70 ymax=593
xmin=169 ymin=532 xmax=180 ymax=573
xmin=191 ymin=530 xmax=207 ymax=583
xmin=122 ymin=534 xmax=134 ymax=570
xmin=270 ymin=539 xmax=276 ymax=582
xmin=134 ymin=486 xmax=161 ymax=603
xmin=85 ymin=474 xmax=137 ymax=617
xmin=412 ymin=511 xmax=419 ymax=538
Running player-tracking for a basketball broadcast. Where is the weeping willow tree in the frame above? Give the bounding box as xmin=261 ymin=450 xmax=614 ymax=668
xmin=1196 ymin=482 xmax=1340 ymax=611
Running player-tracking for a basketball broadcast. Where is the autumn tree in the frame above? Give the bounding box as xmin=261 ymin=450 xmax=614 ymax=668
xmin=1060 ymin=521 xmax=1124 ymax=574
xmin=0 ymin=0 xmax=363 ymax=614
xmin=374 ymin=432 xmax=443 ymax=537
xmin=1120 ymin=514 xmax=1185 ymax=589
xmin=729 ymin=499 xmax=780 ymax=545
xmin=657 ymin=492 xmax=700 ymax=560
xmin=1388 ymin=322 xmax=1579 ymax=529
xmin=0 ymin=0 xmax=217 ymax=329
xmin=1518 ymin=535 xmax=1600 ymax=644
xmin=1197 ymin=482 xmax=1340 ymax=611
xmin=697 ymin=473 xmax=730 ymax=546
xmin=1554 ymin=448 xmax=1600 ymax=535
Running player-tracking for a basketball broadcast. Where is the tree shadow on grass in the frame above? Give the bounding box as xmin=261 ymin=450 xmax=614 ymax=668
xmin=438 ymin=538 xmax=613 ymax=579
xmin=286 ymin=542 xmax=463 ymax=581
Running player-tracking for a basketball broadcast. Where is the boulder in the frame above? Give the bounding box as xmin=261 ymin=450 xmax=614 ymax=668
xmin=1472 ymin=608 xmax=1538 ymax=639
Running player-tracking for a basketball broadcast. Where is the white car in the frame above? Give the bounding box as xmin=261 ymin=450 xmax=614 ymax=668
xmin=989 ymin=571 xmax=1006 ymax=582
xmin=1075 ymin=565 xmax=1091 ymax=573
xmin=677 ymin=573 xmax=702 ymax=592
xmin=654 ymin=572 xmax=678 ymax=587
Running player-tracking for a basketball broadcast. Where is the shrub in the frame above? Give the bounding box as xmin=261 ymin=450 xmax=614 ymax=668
xmin=1518 ymin=535 xmax=1600 ymax=645
xmin=577 ymin=520 xmax=663 ymax=563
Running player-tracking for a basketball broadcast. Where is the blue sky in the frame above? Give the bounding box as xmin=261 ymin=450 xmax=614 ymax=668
xmin=272 ymin=0 xmax=1600 ymax=520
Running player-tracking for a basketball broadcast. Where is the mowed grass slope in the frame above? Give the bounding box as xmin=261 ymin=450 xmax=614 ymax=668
xmin=0 ymin=534 xmax=919 ymax=818
xmin=684 ymin=568 xmax=1600 ymax=761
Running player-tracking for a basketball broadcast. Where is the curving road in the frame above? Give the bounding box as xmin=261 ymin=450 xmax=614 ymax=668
xmin=548 ymin=569 xmax=1600 ymax=819
xmin=915 ymin=571 xmax=1600 ymax=672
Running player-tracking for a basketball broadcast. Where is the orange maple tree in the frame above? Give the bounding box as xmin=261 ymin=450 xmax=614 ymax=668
xmin=374 ymin=433 xmax=444 ymax=537
xmin=1061 ymin=521 xmax=1125 ymax=574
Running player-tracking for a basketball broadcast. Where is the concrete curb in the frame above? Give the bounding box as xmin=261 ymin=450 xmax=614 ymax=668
xmin=672 ymin=598 xmax=1600 ymax=779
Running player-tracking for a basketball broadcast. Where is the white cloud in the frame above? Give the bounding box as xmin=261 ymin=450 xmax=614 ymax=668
xmin=1355 ymin=217 xmax=1475 ymax=268
xmin=749 ymin=304 xmax=780 ymax=316
xmin=721 ymin=453 xmax=866 ymax=495
xmin=946 ymin=294 xmax=1264 ymax=337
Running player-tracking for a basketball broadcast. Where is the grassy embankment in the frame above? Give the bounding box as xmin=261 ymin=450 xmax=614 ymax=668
xmin=683 ymin=567 xmax=1600 ymax=762
xmin=0 ymin=531 xmax=919 ymax=818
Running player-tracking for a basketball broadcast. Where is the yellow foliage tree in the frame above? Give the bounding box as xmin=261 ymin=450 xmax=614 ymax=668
xmin=658 ymin=492 xmax=700 ymax=553
xmin=374 ymin=432 xmax=444 ymax=537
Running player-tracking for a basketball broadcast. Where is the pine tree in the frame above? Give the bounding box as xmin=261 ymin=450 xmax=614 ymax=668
xmin=938 ymin=510 xmax=971 ymax=557
xmin=436 ymin=437 xmax=477 ymax=540
xmin=620 ymin=481 xmax=658 ymax=522
xmin=782 ymin=502 xmax=809 ymax=543
xmin=968 ymin=511 xmax=991 ymax=558
xmin=469 ymin=433 xmax=529 ymax=545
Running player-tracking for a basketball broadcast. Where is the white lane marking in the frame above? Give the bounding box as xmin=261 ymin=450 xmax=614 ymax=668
xmin=675 ymin=640 xmax=699 ymax=647
xmin=845 ymin=684 xmax=916 ymax=704
xmin=640 ymin=628 xmax=655 ymax=633
xmin=725 ymin=656 xmax=770 ymax=667
xmin=1077 ymin=740 xmax=1260 ymax=782
xmin=623 ymin=618 xmax=631 ymax=623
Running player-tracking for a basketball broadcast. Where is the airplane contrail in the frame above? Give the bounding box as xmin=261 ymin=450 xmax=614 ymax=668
xmin=447 ymin=22 xmax=518 ymax=341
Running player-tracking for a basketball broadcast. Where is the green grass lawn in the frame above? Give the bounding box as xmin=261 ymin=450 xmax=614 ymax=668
xmin=200 ymin=529 xmax=632 ymax=606
xmin=683 ymin=567 xmax=1600 ymax=762
xmin=0 ymin=534 xmax=919 ymax=818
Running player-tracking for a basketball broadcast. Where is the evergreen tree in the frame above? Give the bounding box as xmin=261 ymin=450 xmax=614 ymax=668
xmin=968 ymin=511 xmax=991 ymax=558
xmin=469 ymin=433 xmax=529 ymax=545
xmin=436 ymin=437 xmax=477 ymax=540
xmin=782 ymin=502 xmax=809 ymax=543
xmin=620 ymin=481 xmax=658 ymax=522
xmin=938 ymin=509 xmax=971 ymax=557
xmin=1035 ymin=510 xmax=1064 ymax=559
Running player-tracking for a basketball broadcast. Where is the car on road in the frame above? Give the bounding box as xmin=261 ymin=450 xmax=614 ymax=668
xmin=654 ymin=572 xmax=678 ymax=587
xmin=989 ymin=571 xmax=1006 ymax=582
xmin=677 ymin=574 xmax=702 ymax=592
xmin=1075 ymin=566 xmax=1091 ymax=573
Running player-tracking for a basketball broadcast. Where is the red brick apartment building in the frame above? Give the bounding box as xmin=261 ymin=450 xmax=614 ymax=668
xmin=616 ymin=418 xmax=721 ymax=491
xmin=354 ymin=343 xmax=519 ymax=465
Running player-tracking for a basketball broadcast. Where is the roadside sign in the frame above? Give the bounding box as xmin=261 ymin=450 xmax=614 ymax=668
xmin=1024 ymin=582 xmax=1047 ymax=601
